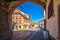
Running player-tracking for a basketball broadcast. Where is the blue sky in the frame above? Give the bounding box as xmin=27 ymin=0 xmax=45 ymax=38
xmin=17 ymin=2 xmax=44 ymax=22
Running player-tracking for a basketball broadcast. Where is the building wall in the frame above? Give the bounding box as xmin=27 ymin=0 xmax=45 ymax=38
xmin=46 ymin=0 xmax=60 ymax=40
xmin=12 ymin=13 xmax=23 ymax=24
xmin=12 ymin=10 xmax=31 ymax=30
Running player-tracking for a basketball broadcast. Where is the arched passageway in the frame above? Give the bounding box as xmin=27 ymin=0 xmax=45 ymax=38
xmin=9 ymin=1 xmax=44 ymax=40
xmin=12 ymin=2 xmax=45 ymax=30
xmin=8 ymin=0 xmax=46 ymax=35
xmin=1 ymin=0 xmax=60 ymax=40
xmin=0 ymin=0 xmax=47 ymax=40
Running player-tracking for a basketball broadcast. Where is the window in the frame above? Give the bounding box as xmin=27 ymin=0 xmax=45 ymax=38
xmin=16 ymin=17 xmax=18 ymax=19
xmin=48 ymin=0 xmax=54 ymax=19
xmin=19 ymin=25 xmax=21 ymax=28
xmin=20 ymin=17 xmax=21 ymax=19
xmin=16 ymin=13 xmax=18 ymax=15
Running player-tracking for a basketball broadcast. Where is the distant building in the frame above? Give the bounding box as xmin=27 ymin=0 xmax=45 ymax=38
xmin=38 ymin=18 xmax=44 ymax=29
xmin=12 ymin=9 xmax=32 ymax=30
xmin=31 ymin=22 xmax=39 ymax=28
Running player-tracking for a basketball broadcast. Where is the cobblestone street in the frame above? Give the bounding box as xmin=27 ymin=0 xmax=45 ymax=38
xmin=11 ymin=28 xmax=49 ymax=40
xmin=12 ymin=28 xmax=40 ymax=40
xmin=12 ymin=30 xmax=34 ymax=40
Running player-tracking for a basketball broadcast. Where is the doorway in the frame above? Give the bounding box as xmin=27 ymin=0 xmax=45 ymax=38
xmin=58 ymin=4 xmax=60 ymax=40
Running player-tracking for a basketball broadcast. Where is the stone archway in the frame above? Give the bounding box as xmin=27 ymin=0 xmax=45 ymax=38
xmin=8 ymin=0 xmax=46 ymax=13
xmin=0 ymin=0 xmax=46 ymax=38
xmin=8 ymin=0 xmax=46 ymax=31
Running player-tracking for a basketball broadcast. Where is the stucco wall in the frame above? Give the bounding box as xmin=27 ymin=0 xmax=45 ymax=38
xmin=46 ymin=0 xmax=60 ymax=40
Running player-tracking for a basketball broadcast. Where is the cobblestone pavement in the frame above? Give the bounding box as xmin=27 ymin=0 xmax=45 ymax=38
xmin=12 ymin=28 xmax=39 ymax=40
xmin=11 ymin=28 xmax=48 ymax=40
xmin=28 ymin=30 xmax=45 ymax=40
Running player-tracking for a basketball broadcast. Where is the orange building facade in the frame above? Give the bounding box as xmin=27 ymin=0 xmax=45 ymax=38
xmin=12 ymin=9 xmax=32 ymax=30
